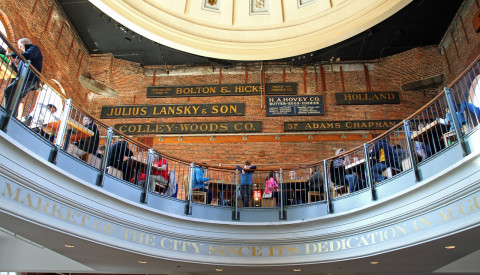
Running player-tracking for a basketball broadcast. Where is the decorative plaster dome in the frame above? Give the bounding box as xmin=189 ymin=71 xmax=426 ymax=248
xmin=90 ymin=0 xmax=412 ymax=61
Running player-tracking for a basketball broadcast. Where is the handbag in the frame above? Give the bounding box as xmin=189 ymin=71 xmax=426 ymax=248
xmin=262 ymin=192 xmax=273 ymax=198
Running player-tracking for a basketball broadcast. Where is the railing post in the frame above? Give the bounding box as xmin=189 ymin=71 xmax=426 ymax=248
xmin=141 ymin=148 xmax=154 ymax=203
xmin=403 ymin=119 xmax=421 ymax=182
xmin=185 ymin=162 xmax=195 ymax=215
xmin=363 ymin=143 xmax=377 ymax=200
xmin=444 ymin=87 xmax=469 ymax=156
xmin=1 ymin=61 xmax=31 ymax=132
xmin=232 ymin=168 xmax=240 ymax=220
xmin=323 ymin=159 xmax=333 ymax=214
xmin=49 ymin=99 xmax=72 ymax=164
xmin=96 ymin=127 xmax=114 ymax=187
xmin=279 ymin=168 xmax=286 ymax=220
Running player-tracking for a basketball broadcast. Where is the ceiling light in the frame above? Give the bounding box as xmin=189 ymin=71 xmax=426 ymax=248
xmin=293 ymin=268 xmax=301 ymax=272
xmin=215 ymin=268 xmax=223 ymax=272
xmin=370 ymin=261 xmax=379 ymax=265
xmin=138 ymin=260 xmax=147 ymax=264
xmin=445 ymin=245 xmax=456 ymax=250
xmin=64 ymin=244 xmax=75 ymax=248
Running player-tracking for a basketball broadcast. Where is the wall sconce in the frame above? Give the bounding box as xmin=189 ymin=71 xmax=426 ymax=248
xmin=341 ymin=134 xmax=346 ymax=139
xmin=158 ymin=136 xmax=163 ymax=141
xmin=275 ymin=136 xmax=280 ymax=140
xmin=210 ymin=136 xmax=215 ymax=141
xmin=178 ymin=136 xmax=183 ymax=141
xmin=308 ymin=135 xmax=313 ymax=139
xmin=243 ymin=136 xmax=248 ymax=140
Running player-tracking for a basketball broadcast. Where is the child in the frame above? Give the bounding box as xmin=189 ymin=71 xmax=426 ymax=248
xmin=264 ymin=171 xmax=279 ymax=206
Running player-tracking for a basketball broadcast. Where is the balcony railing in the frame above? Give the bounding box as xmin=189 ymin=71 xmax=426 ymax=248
xmin=1 ymin=32 xmax=479 ymax=221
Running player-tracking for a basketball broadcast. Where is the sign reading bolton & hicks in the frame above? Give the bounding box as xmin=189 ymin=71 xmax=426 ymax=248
xmin=146 ymin=83 xmax=297 ymax=98
xmin=335 ymin=92 xmax=400 ymax=105
xmin=284 ymin=120 xmax=402 ymax=131
xmin=100 ymin=103 xmax=244 ymax=118
xmin=266 ymin=96 xmax=324 ymax=116
xmin=115 ymin=121 xmax=262 ymax=135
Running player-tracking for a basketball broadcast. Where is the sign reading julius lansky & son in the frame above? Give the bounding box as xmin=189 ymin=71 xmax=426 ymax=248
xmin=335 ymin=92 xmax=400 ymax=105
xmin=284 ymin=120 xmax=402 ymax=131
xmin=115 ymin=121 xmax=262 ymax=135
xmin=100 ymin=103 xmax=244 ymax=119
xmin=146 ymin=83 xmax=297 ymax=98
xmin=266 ymin=95 xmax=324 ymax=116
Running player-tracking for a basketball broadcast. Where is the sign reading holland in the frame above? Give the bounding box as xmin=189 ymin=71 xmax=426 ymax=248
xmin=335 ymin=92 xmax=400 ymax=105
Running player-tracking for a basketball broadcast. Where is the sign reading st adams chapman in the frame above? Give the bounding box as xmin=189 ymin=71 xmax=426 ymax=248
xmin=335 ymin=92 xmax=400 ymax=105
xmin=284 ymin=120 xmax=402 ymax=131
xmin=100 ymin=103 xmax=244 ymax=118
xmin=115 ymin=121 xmax=262 ymax=135
xmin=147 ymin=83 xmax=297 ymax=98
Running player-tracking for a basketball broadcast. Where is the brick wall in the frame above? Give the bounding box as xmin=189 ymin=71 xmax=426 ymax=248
xmin=0 ymin=0 xmax=91 ymax=106
xmin=3 ymin=0 xmax=479 ymax=168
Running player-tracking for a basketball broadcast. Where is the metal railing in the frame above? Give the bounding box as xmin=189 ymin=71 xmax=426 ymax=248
xmin=1 ymin=31 xmax=479 ymax=219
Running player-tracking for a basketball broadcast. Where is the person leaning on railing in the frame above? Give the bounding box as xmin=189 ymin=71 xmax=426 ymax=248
xmin=2 ymin=38 xmax=43 ymax=115
xmin=236 ymin=161 xmax=257 ymax=207
xmin=107 ymin=140 xmax=134 ymax=181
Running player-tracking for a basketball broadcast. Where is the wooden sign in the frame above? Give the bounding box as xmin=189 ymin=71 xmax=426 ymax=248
xmin=266 ymin=96 xmax=324 ymax=116
xmin=335 ymin=92 xmax=400 ymax=105
xmin=100 ymin=103 xmax=244 ymax=118
xmin=146 ymin=83 xmax=297 ymax=98
xmin=284 ymin=120 xmax=402 ymax=131
xmin=115 ymin=121 xmax=262 ymax=135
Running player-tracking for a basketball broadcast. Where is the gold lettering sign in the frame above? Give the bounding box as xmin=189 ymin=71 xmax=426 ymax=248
xmin=146 ymin=83 xmax=297 ymax=98
xmin=335 ymin=92 xmax=400 ymax=105
xmin=1 ymin=179 xmax=480 ymax=258
xmin=115 ymin=121 xmax=262 ymax=135
xmin=284 ymin=120 xmax=401 ymax=131
xmin=100 ymin=103 xmax=245 ymax=119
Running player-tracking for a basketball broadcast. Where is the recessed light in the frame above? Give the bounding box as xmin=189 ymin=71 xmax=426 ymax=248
xmin=64 ymin=244 xmax=75 ymax=248
xmin=293 ymin=268 xmax=301 ymax=272
xmin=445 ymin=245 xmax=456 ymax=250
xmin=370 ymin=261 xmax=379 ymax=265
xmin=138 ymin=260 xmax=147 ymax=264
xmin=215 ymin=268 xmax=223 ymax=272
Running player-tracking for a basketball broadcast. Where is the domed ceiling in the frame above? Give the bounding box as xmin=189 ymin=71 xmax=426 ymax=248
xmin=90 ymin=0 xmax=412 ymax=60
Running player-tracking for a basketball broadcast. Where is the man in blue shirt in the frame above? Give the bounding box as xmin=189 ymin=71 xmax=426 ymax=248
xmin=3 ymin=38 xmax=43 ymax=115
xmin=192 ymin=163 xmax=213 ymax=204
xmin=236 ymin=161 xmax=257 ymax=207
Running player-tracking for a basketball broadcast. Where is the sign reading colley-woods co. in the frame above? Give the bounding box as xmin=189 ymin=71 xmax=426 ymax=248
xmin=266 ymin=95 xmax=324 ymax=116
xmin=284 ymin=120 xmax=402 ymax=131
xmin=115 ymin=121 xmax=262 ymax=135
xmin=146 ymin=83 xmax=297 ymax=97
xmin=335 ymin=92 xmax=400 ymax=105
xmin=100 ymin=103 xmax=245 ymax=118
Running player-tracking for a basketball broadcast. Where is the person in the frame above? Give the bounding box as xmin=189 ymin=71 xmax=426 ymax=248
xmin=29 ymin=103 xmax=58 ymax=142
xmin=3 ymin=38 xmax=43 ymax=114
xmin=107 ymin=140 xmax=134 ymax=181
xmin=264 ymin=171 xmax=279 ymax=206
xmin=95 ymin=145 xmax=106 ymax=158
xmin=192 ymin=163 xmax=213 ymax=204
xmin=236 ymin=161 xmax=257 ymax=207
xmin=330 ymin=149 xmax=359 ymax=193
xmin=67 ymin=116 xmax=99 ymax=158
xmin=459 ymin=100 xmax=480 ymax=127
xmin=308 ymin=166 xmax=324 ymax=194
xmin=369 ymin=138 xmax=400 ymax=183
xmin=445 ymin=107 xmax=466 ymax=132
xmin=134 ymin=155 xmax=169 ymax=193
xmin=394 ymin=144 xmax=407 ymax=162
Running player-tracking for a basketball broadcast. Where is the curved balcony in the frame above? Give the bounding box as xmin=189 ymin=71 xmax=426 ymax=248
xmin=1 ymin=33 xmax=480 ymax=273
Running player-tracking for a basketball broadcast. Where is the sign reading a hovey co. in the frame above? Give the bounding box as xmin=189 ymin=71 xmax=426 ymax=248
xmin=115 ymin=121 xmax=262 ymax=135
xmin=146 ymin=83 xmax=297 ymax=97
xmin=266 ymin=95 xmax=324 ymax=116
xmin=100 ymin=103 xmax=244 ymax=118
xmin=335 ymin=92 xmax=400 ymax=105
